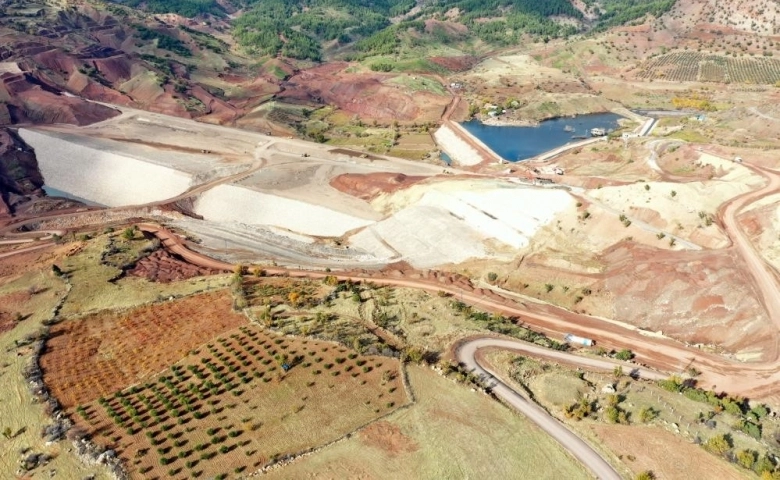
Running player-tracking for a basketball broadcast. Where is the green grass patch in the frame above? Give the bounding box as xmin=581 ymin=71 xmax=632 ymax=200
xmin=387 ymin=75 xmax=447 ymax=95
xmin=669 ymin=129 xmax=710 ymax=143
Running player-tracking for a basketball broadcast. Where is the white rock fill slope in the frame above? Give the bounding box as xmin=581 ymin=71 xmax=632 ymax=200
xmin=195 ymin=184 xmax=373 ymax=237
xmin=433 ymin=124 xmax=483 ymax=166
xmin=353 ymin=183 xmax=573 ymax=268
xmin=19 ymin=129 xmax=192 ymax=207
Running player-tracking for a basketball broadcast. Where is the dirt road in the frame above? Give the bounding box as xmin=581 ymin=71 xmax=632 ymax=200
xmin=137 ymin=222 xmax=780 ymax=400
xmin=0 ymin=242 xmax=54 ymax=259
xmin=717 ymin=161 xmax=780 ymax=329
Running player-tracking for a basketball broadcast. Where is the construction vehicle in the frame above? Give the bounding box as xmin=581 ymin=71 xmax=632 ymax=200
xmin=564 ymin=333 xmax=594 ymax=346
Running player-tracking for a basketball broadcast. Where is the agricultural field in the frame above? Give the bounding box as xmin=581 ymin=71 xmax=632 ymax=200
xmin=636 ymin=52 xmax=780 ymax=84
xmin=70 ymin=324 xmax=406 ymax=479
xmin=41 ymin=291 xmax=247 ymax=409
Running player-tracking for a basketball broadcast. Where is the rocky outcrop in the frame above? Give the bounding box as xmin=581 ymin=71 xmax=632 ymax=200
xmin=0 ymin=128 xmax=43 ymax=216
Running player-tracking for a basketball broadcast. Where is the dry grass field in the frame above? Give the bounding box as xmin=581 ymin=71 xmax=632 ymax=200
xmin=41 ymin=290 xmax=247 ymax=408
xmin=264 ymin=365 xmax=590 ymax=479
xmin=58 ymin=234 xmax=230 ymax=317
xmin=590 ymin=425 xmax=751 ymax=480
xmin=71 ymin=324 xmax=406 ymax=479
xmin=0 ymin=259 xmax=111 ymax=479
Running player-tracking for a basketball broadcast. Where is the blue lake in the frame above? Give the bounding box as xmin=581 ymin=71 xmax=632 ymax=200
xmin=461 ymin=112 xmax=624 ymax=162
xmin=43 ymin=186 xmax=104 ymax=207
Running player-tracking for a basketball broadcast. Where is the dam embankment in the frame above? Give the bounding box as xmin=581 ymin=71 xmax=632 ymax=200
xmin=19 ymin=129 xmax=193 ymax=207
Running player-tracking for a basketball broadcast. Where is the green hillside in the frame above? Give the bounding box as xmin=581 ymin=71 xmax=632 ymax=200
xmin=107 ymin=0 xmax=679 ymax=61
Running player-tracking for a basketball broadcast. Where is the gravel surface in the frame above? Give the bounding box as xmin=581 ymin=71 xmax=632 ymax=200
xmin=172 ymin=219 xmax=388 ymax=268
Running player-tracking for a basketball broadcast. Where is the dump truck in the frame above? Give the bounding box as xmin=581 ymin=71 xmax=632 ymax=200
xmin=564 ymin=333 xmax=594 ymax=347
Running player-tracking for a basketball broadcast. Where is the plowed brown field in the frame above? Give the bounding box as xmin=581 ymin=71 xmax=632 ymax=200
xmin=41 ymin=290 xmax=246 ymax=408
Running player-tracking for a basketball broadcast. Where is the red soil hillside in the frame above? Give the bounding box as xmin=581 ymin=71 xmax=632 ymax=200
xmin=279 ymin=63 xmax=450 ymax=123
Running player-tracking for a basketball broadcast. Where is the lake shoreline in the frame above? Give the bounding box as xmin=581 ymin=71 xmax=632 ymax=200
xmin=461 ymin=112 xmax=624 ymax=162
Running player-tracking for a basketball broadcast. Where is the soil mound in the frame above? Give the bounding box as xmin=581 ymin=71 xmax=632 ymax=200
xmin=330 ymin=172 xmax=426 ymax=200
xmin=600 ymin=242 xmax=774 ymax=357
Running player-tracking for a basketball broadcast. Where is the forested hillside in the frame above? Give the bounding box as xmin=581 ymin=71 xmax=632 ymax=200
xmin=108 ymin=0 xmax=679 ymax=61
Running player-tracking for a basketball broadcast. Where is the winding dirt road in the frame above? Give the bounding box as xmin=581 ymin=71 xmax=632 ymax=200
xmin=717 ymin=162 xmax=780 ymax=328
xmin=456 ymin=337 xmax=663 ymax=480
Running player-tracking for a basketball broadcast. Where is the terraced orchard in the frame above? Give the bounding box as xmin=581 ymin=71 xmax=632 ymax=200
xmin=69 ymin=325 xmax=406 ymax=479
xmin=636 ymin=52 xmax=780 ymax=84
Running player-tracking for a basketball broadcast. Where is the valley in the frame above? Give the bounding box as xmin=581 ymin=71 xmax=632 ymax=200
xmin=3 ymin=0 xmax=780 ymax=479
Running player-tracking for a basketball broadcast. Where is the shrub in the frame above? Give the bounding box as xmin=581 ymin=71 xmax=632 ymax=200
xmin=738 ymin=419 xmax=762 ymax=440
xmin=638 ymin=407 xmax=658 ymax=423
xmin=736 ymin=449 xmax=757 ymax=470
xmin=750 ymin=404 xmax=769 ymax=420
xmin=615 ymin=349 xmax=634 ymax=361
xmin=369 ymin=61 xmax=393 ymax=72
xmin=703 ymin=433 xmax=732 ymax=456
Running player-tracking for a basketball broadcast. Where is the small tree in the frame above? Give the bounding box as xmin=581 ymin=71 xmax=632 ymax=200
xmin=51 ymin=264 xmax=63 ymax=277
xmin=487 ymin=272 xmax=498 ymax=282
xmin=122 ymin=227 xmax=135 ymax=240
xmin=636 ymin=471 xmax=655 ymax=480
xmin=605 ymin=406 xmax=620 ymax=423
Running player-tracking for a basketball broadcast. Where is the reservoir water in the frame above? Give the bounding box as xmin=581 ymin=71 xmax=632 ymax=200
xmin=43 ymin=186 xmax=105 ymax=207
xmin=461 ymin=112 xmax=623 ymax=162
